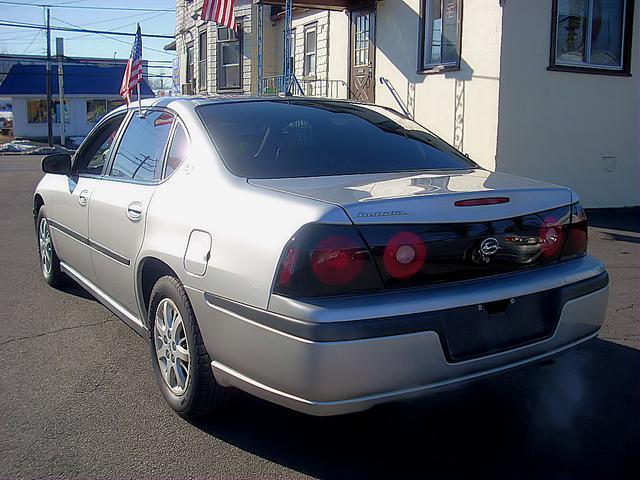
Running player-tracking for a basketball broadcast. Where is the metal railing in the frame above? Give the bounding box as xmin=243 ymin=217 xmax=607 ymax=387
xmin=259 ymin=75 xmax=349 ymax=99
xmin=379 ymin=77 xmax=413 ymax=118
xmin=259 ymin=75 xmax=305 ymax=96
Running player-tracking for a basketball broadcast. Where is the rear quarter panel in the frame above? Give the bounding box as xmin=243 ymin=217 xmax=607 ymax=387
xmin=138 ymin=114 xmax=349 ymax=311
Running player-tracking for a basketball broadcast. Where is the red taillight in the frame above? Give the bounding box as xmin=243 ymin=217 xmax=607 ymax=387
xmin=539 ymin=224 xmax=564 ymax=257
xmin=273 ymin=224 xmax=383 ymax=298
xmin=383 ymin=231 xmax=427 ymax=279
xmin=561 ymin=203 xmax=588 ymax=259
xmin=278 ymin=247 xmax=300 ymax=285
xmin=311 ymin=235 xmax=363 ymax=286
xmin=454 ymin=197 xmax=510 ymax=207
xmin=539 ymin=215 xmax=565 ymax=258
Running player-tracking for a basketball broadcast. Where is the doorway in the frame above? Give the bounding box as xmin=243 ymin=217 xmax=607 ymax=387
xmin=349 ymin=7 xmax=376 ymax=103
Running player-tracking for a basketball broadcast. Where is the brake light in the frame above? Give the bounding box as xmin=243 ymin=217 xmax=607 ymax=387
xmin=273 ymin=224 xmax=383 ymax=298
xmin=383 ymin=231 xmax=427 ymax=279
xmin=561 ymin=203 xmax=588 ymax=260
xmin=454 ymin=197 xmax=510 ymax=207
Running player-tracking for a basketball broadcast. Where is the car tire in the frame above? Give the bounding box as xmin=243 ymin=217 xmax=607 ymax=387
xmin=148 ymin=275 xmax=230 ymax=419
xmin=36 ymin=206 xmax=65 ymax=288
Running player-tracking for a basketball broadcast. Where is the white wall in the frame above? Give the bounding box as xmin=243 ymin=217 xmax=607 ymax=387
xmin=496 ymin=0 xmax=639 ymax=207
xmin=373 ymin=0 xmax=503 ymax=170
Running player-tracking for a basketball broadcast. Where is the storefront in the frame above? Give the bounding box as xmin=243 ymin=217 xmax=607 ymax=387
xmin=0 ymin=63 xmax=154 ymax=143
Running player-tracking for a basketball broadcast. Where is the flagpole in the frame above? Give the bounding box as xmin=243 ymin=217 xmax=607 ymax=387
xmin=137 ymin=83 xmax=141 ymax=115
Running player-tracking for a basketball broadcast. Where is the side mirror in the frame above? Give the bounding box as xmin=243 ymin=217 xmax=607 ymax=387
xmin=42 ymin=153 xmax=72 ymax=175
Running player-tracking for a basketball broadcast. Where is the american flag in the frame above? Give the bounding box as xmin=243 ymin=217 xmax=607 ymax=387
xmin=202 ymin=0 xmax=237 ymax=30
xmin=120 ymin=24 xmax=143 ymax=104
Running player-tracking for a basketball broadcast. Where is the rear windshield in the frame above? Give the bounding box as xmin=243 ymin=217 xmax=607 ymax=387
xmin=197 ymin=100 xmax=476 ymax=178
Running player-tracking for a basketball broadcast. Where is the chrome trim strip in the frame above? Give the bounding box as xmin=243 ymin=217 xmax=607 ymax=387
xmin=48 ymin=220 xmax=130 ymax=266
xmin=60 ymin=261 xmax=147 ymax=337
xmin=211 ymin=330 xmax=599 ymax=416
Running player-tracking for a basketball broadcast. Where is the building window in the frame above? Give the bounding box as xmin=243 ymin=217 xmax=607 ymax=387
xmin=86 ymin=99 xmax=125 ymax=124
xmin=27 ymin=99 xmax=69 ymax=124
xmin=54 ymin=101 xmax=69 ymax=124
xmin=27 ymin=100 xmax=47 ymax=124
xmin=185 ymin=42 xmax=195 ymax=93
xmin=289 ymin=28 xmax=296 ymax=75
xmin=217 ymin=25 xmax=242 ymax=90
xmin=303 ymin=23 xmax=317 ymax=77
xmin=198 ymin=30 xmax=208 ymax=91
xmin=420 ymin=0 xmax=462 ymax=72
xmin=354 ymin=13 xmax=370 ymax=67
xmin=550 ymin=0 xmax=634 ymax=74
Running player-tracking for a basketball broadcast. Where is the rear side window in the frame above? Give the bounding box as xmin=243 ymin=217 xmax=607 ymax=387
xmin=165 ymin=123 xmax=189 ymax=177
xmin=197 ymin=100 xmax=476 ymax=178
xmin=108 ymin=111 xmax=174 ymax=182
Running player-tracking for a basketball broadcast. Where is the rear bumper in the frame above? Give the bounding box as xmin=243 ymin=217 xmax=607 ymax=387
xmin=186 ymin=256 xmax=609 ymax=416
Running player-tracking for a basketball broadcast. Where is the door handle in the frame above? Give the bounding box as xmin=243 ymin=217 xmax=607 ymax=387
xmin=78 ymin=190 xmax=89 ymax=206
xmin=126 ymin=202 xmax=144 ymax=221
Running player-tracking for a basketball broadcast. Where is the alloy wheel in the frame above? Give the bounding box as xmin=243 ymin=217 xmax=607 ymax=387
xmin=39 ymin=217 xmax=53 ymax=276
xmin=154 ymin=298 xmax=191 ymax=395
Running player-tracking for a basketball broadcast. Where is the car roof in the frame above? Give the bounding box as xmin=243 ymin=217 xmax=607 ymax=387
xmin=130 ymin=94 xmax=377 ymax=111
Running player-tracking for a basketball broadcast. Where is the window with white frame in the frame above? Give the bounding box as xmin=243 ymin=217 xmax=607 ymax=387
xmin=551 ymin=0 xmax=633 ymax=74
xmin=185 ymin=42 xmax=195 ymax=93
xmin=420 ymin=0 xmax=462 ymax=72
xmin=303 ymin=23 xmax=317 ymax=77
xmin=217 ymin=25 xmax=242 ymax=90
xmin=289 ymin=28 xmax=296 ymax=75
xmin=198 ymin=30 xmax=208 ymax=90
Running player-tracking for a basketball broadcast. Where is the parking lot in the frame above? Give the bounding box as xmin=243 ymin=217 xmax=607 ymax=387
xmin=1 ymin=155 xmax=638 ymax=478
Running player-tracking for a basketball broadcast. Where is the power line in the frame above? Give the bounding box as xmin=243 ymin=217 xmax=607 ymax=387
xmin=2 ymin=71 xmax=172 ymax=79
xmin=0 ymin=1 xmax=175 ymax=12
xmin=48 ymin=17 xmax=176 ymax=56
xmin=0 ymin=20 xmax=174 ymax=39
xmin=58 ymin=11 xmax=170 ymax=42
xmin=0 ymin=53 xmax=173 ymax=67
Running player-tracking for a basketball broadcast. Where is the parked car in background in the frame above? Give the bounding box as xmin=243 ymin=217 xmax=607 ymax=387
xmin=0 ymin=111 xmax=13 ymax=136
xmin=33 ymin=97 xmax=609 ymax=418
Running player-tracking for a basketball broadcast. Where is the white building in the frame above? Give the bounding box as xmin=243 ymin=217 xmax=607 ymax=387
xmin=0 ymin=61 xmax=154 ymax=143
xmin=173 ymin=0 xmax=638 ymax=207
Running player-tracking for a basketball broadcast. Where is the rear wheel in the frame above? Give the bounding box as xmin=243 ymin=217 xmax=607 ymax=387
xmin=148 ymin=275 xmax=229 ymax=419
xmin=36 ymin=206 xmax=64 ymax=288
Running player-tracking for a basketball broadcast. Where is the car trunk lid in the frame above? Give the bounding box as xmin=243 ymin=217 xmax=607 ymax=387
xmin=249 ymin=169 xmax=573 ymax=224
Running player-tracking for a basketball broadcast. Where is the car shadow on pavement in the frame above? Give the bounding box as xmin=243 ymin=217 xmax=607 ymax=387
xmin=192 ymin=338 xmax=639 ymax=479
xmin=59 ymin=279 xmax=96 ymax=302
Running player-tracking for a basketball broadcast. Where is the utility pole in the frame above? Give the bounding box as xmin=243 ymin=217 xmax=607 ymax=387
xmin=56 ymin=37 xmax=65 ymax=147
xmin=45 ymin=7 xmax=53 ymax=147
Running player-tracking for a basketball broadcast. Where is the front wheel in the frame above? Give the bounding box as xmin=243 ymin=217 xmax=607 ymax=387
xmin=148 ymin=275 xmax=229 ymax=419
xmin=36 ymin=206 xmax=64 ymax=288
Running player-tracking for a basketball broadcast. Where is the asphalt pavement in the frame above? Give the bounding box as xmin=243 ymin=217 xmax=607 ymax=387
xmin=1 ymin=155 xmax=638 ymax=479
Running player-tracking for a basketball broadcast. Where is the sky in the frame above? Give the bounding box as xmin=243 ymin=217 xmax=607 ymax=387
xmin=0 ymin=0 xmax=177 ymax=84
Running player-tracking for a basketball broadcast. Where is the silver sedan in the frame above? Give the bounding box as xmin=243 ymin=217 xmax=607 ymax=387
xmin=34 ymin=96 xmax=609 ymax=417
